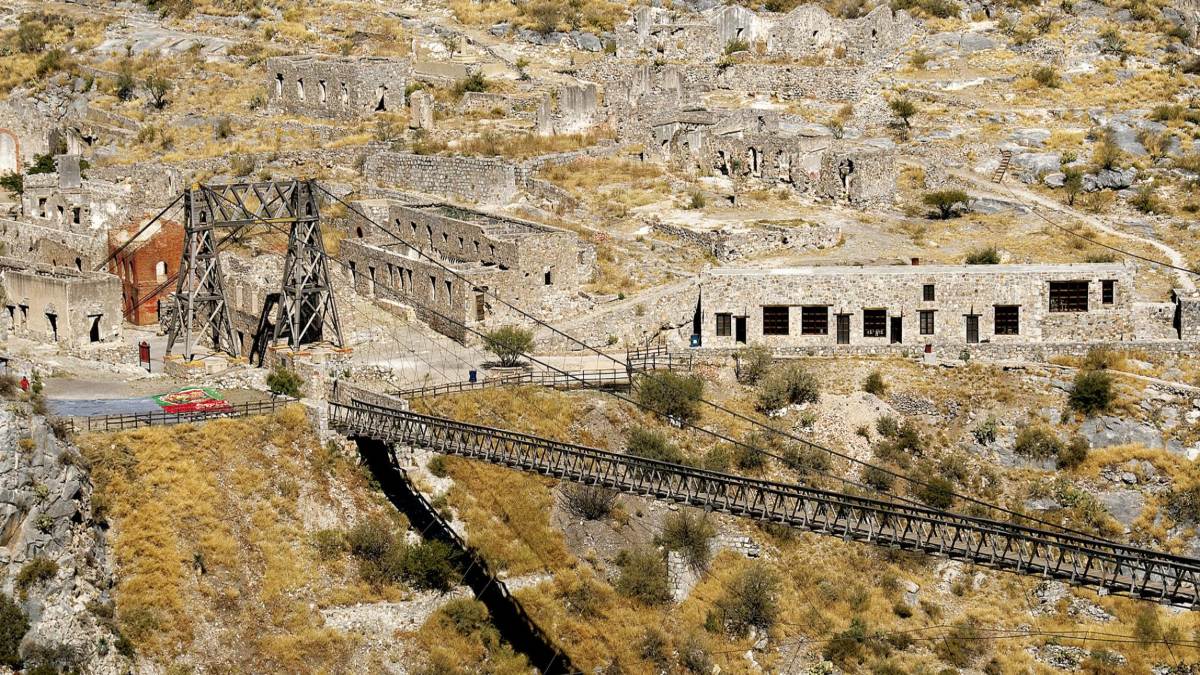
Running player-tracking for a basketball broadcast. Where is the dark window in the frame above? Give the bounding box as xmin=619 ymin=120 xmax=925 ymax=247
xmin=1102 ymin=279 xmax=1115 ymax=305
xmin=1049 ymin=281 xmax=1089 ymax=312
xmin=801 ymin=306 xmax=828 ymax=335
xmin=716 ymin=313 xmax=732 ymax=337
xmin=923 ymin=284 xmax=935 ymax=302
xmin=919 ymin=310 xmax=934 ymax=335
xmin=762 ymin=306 xmax=790 ymax=335
xmin=544 ymin=270 xmax=552 ymax=285
xmin=863 ymin=309 xmax=886 ymax=337
xmin=995 ymin=305 xmax=1020 ymax=335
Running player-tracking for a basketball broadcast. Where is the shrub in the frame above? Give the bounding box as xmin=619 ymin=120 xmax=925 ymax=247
xmin=614 ymin=547 xmax=670 ymax=604
xmin=688 ymin=190 xmax=705 ymax=209
xmin=910 ymin=49 xmax=931 ymax=69
xmin=824 ymin=617 xmax=868 ymax=665
xmin=427 ymin=455 xmax=449 ymax=478
xmin=782 ymin=444 xmax=831 ymax=475
xmin=636 ymin=371 xmax=704 ymax=424
xmin=863 ymin=465 xmax=894 ymax=492
xmin=922 ymin=189 xmax=969 ymax=219
xmin=889 ymin=97 xmax=917 ymax=128
xmin=345 ymin=516 xmax=395 ymax=563
xmin=0 ymin=375 xmax=17 ymax=399
xmin=1069 ymin=370 xmax=1113 ymax=415
xmin=972 ymin=417 xmax=998 ymax=445
xmin=483 ymin=325 xmax=534 ymax=367
xmin=561 ymin=484 xmax=617 ymax=520
xmin=16 ymin=15 xmax=46 ymax=53
xmin=679 ymin=633 xmax=713 ymax=673
xmin=875 ymin=420 xmax=924 ymax=464
xmin=266 ymin=366 xmax=304 ymax=398
xmin=399 ymin=540 xmax=458 ymax=592
xmin=1030 ymin=65 xmax=1061 ymax=88
xmin=935 ymin=618 xmax=989 ymax=667
xmin=1062 ymin=166 xmax=1084 ymax=206
xmin=1092 ymin=136 xmax=1124 ymax=171
xmin=1130 ymin=184 xmax=1167 ymax=214
xmin=735 ymin=344 xmax=773 ymax=384
xmin=313 ymin=529 xmax=345 ymax=560
xmin=0 ymin=172 xmax=22 ymax=195
xmin=716 ymin=564 xmax=778 ymax=637
xmin=876 ymin=415 xmax=900 ymax=437
xmin=438 ymin=598 xmax=489 ymax=635
xmin=114 ymin=59 xmax=137 ymax=101
xmin=453 ymin=72 xmax=489 ymax=96
xmin=638 ymin=627 xmax=670 ymax=668
xmin=1057 ymin=436 xmax=1089 ymax=469
xmin=914 ymin=476 xmax=954 ymax=509
xmin=15 ymin=557 xmax=57 ymax=600
xmin=1164 ymin=481 xmax=1200 ymax=523
xmin=1013 ymin=425 xmax=1063 ymax=460
xmin=863 ymin=371 xmax=887 ymax=396
xmin=625 ymin=427 xmax=684 ymax=464
xmin=755 ymin=363 xmax=820 ymax=413
xmin=964 ymin=246 xmax=1000 ymax=264
xmin=145 ymin=72 xmax=173 ymax=109
xmin=0 ymin=594 xmax=27 ymax=667
xmin=659 ymin=510 xmax=715 ymax=569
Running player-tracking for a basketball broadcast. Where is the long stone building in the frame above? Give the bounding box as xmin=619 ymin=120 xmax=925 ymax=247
xmin=697 ymin=262 xmax=1198 ymax=349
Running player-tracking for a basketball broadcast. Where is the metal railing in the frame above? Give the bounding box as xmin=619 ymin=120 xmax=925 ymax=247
xmin=331 ymin=400 xmax=1200 ymax=608
xmin=393 ymin=368 xmax=632 ymax=400
xmin=62 ymin=398 xmax=292 ymax=434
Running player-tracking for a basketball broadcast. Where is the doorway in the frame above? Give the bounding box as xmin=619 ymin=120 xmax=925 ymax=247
xmin=45 ymin=313 xmax=58 ymax=342
xmin=889 ymin=317 xmax=902 ymax=344
xmin=734 ymin=316 xmax=747 ymax=344
xmin=966 ymin=315 xmax=979 ymax=344
xmin=88 ymin=315 xmax=102 ymax=343
xmin=836 ymin=314 xmax=850 ymax=345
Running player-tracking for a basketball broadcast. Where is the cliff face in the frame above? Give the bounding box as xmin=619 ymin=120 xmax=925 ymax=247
xmin=0 ymin=409 xmax=124 ymax=673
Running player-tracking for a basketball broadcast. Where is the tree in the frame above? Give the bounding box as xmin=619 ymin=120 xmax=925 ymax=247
xmin=717 ymin=564 xmax=779 ymax=637
xmin=0 ymin=594 xmax=27 ymax=668
xmin=0 ymin=172 xmax=22 ymax=195
xmin=636 ymin=371 xmax=704 ymax=424
xmin=1069 ymin=370 xmax=1113 ymax=416
xmin=915 ymin=476 xmax=954 ymax=509
xmin=115 ymin=58 xmax=137 ymax=101
xmin=964 ymin=246 xmax=1000 ymax=264
xmin=16 ymin=15 xmax=46 ymax=54
xmin=440 ymin=34 xmax=460 ymax=57
xmin=266 ymin=366 xmax=304 ymax=398
xmin=889 ymin=96 xmax=917 ymax=129
xmin=145 ymin=71 xmax=173 ymax=110
xmin=922 ymin=189 xmax=969 ymax=219
xmin=483 ymin=325 xmax=534 ymax=367
xmin=1062 ymin=166 xmax=1084 ymax=206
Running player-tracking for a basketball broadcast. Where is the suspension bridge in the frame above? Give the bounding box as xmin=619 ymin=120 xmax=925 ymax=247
xmin=101 ymin=179 xmax=1200 ymax=609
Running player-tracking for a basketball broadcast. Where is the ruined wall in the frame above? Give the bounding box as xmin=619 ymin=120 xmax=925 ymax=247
xmin=364 ymin=152 xmax=519 ymax=204
xmin=653 ymin=220 xmax=841 ymax=262
xmin=265 ymin=56 xmax=410 ymax=120
xmin=108 ymin=221 xmax=185 ymax=326
xmin=817 ymin=144 xmax=896 ymax=205
xmin=1 ymin=264 xmax=121 ymax=347
xmin=0 ymin=219 xmax=105 ymax=270
xmin=1177 ymin=292 xmax=1200 ymax=341
xmin=699 ymin=263 xmax=1143 ymax=350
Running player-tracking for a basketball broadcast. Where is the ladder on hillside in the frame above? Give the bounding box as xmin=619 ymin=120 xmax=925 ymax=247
xmin=992 ymin=149 xmax=1013 ymax=183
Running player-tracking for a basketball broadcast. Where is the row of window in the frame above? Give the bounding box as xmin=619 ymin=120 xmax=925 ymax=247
xmin=275 ymin=74 xmax=391 ymax=111
xmin=913 ymin=281 xmax=1115 ymax=311
xmin=716 ymin=306 xmax=1024 ymax=338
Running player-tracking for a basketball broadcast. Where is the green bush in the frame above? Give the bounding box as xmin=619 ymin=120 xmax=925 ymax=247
xmin=716 ymin=564 xmax=778 ymax=638
xmin=15 ymin=557 xmax=57 ymax=600
xmin=438 ymin=598 xmax=489 ymax=635
xmin=345 ymin=516 xmax=396 ymax=564
xmin=625 ymin=427 xmax=684 ymax=464
xmin=453 ymin=71 xmax=489 ymax=96
xmin=888 ymin=96 xmax=917 ymax=128
xmin=1013 ymin=425 xmax=1063 ymax=460
xmin=266 ymin=366 xmax=304 ymax=398
xmin=615 ymin=547 xmax=670 ymax=605
xmin=863 ymin=371 xmax=887 ymax=396
xmin=755 ymin=363 xmax=820 ymax=413
xmin=637 ymin=371 xmax=704 ymax=424
xmin=427 ymin=455 xmax=449 ymax=478
xmin=399 ymin=540 xmax=458 ymax=592
xmin=1057 ymin=436 xmax=1089 ymax=469
xmin=863 ymin=466 xmax=894 ymax=492
xmin=659 ymin=510 xmax=715 ymax=570
xmin=874 ymin=420 xmax=924 ymax=465
xmin=0 ymin=594 xmax=28 ymax=667
xmin=964 ymin=246 xmax=1000 ymax=264
xmin=483 ymin=325 xmax=534 ymax=367
xmin=1069 ymin=370 xmax=1113 ymax=415
xmin=724 ymin=37 xmax=750 ymax=54
xmin=934 ymin=618 xmax=989 ymax=667
xmin=735 ymin=344 xmax=773 ymax=384
xmin=922 ymin=189 xmax=969 ymax=219
xmin=782 ymin=444 xmax=831 ymax=475
xmin=823 ymin=617 xmax=868 ymax=666
xmin=313 ymin=529 xmax=345 ymax=560
xmin=972 ymin=417 xmax=998 ymax=445
xmin=1030 ymin=65 xmax=1061 ymax=88
xmin=875 ymin=415 xmax=899 ymax=437
xmin=561 ymin=483 xmax=617 ymax=520
xmin=914 ymin=476 xmax=954 ymax=509
xmin=0 ymin=172 xmax=22 ymax=195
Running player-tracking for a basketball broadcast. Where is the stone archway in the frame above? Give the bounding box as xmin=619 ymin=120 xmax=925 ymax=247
xmin=0 ymin=130 xmax=19 ymax=174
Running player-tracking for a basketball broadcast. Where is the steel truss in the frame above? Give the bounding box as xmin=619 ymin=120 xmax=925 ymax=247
xmin=330 ymin=400 xmax=1200 ymax=608
xmin=166 ymin=180 xmax=344 ymax=360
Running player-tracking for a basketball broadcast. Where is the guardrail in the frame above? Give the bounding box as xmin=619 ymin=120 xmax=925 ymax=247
xmin=62 ymin=398 xmax=292 ymax=434
xmin=394 ymin=368 xmax=632 ymax=400
xmin=331 ymin=400 xmax=1200 ymax=608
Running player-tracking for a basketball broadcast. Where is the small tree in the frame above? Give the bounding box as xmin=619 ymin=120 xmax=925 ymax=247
xmin=1069 ymin=370 xmax=1113 ymax=415
xmin=266 ymin=366 xmax=304 ymax=398
xmin=145 ymin=71 xmax=173 ymax=110
xmin=615 ymin=547 xmax=670 ymax=604
xmin=483 ymin=325 xmax=534 ymax=367
xmin=922 ymin=189 xmax=969 ymax=219
xmin=636 ymin=371 xmax=704 ymax=424
xmin=964 ymin=246 xmax=1000 ymax=264
xmin=1062 ymin=166 xmax=1084 ymax=206
xmin=0 ymin=594 xmax=27 ymax=668
xmin=717 ymin=564 xmax=779 ymax=638
xmin=863 ymin=371 xmax=886 ymax=396
xmin=889 ymin=96 xmax=917 ymax=129
xmin=115 ymin=58 xmax=137 ymax=101
xmin=440 ymin=34 xmax=461 ymax=57
xmin=734 ymin=344 xmax=773 ymax=384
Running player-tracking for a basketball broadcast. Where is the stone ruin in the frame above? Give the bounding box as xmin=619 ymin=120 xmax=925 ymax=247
xmin=266 ymin=56 xmax=411 ymax=120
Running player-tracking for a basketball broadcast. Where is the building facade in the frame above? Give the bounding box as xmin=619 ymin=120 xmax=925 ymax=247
xmin=697 ymin=263 xmax=1160 ymax=349
xmin=265 ymin=56 xmax=410 ymax=120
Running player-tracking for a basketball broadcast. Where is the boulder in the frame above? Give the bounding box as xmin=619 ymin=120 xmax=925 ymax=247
xmin=1081 ymin=415 xmax=1163 ymax=449
xmin=489 ymin=23 xmax=511 ymax=37
xmin=1009 ymin=128 xmax=1051 ymax=147
xmin=574 ymin=32 xmax=603 ymax=52
xmin=1043 ymin=171 xmax=1065 ymax=188
xmin=1084 ymin=168 xmax=1136 ymax=191
xmin=1012 ymin=152 xmax=1061 ymax=182
xmin=1095 ymin=490 xmax=1144 ymax=528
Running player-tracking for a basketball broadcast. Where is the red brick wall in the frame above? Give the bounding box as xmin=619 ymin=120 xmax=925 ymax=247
xmin=108 ymin=220 xmax=184 ymax=326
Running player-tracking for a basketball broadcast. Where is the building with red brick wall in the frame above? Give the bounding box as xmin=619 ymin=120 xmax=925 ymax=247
xmin=108 ymin=218 xmax=184 ymax=326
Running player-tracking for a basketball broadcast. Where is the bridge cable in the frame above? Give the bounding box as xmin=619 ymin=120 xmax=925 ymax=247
xmin=310 ymin=184 xmax=1123 ymax=541
xmin=95 ymin=192 xmax=185 ymax=272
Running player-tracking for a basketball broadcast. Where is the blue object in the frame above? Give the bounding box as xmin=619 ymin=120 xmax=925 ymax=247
xmin=690 ymin=334 xmax=701 ymax=348
xmin=469 ymin=370 xmax=478 ymax=383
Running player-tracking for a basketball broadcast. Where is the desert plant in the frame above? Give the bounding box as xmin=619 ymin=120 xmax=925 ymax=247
xmin=972 ymin=417 xmax=998 ymax=445
xmin=625 ymin=426 xmax=685 ymax=464
xmin=1013 ymin=425 xmax=1063 ymax=460
xmin=922 ymin=189 xmax=969 ymax=219
xmin=910 ymin=49 xmax=931 ymax=69
xmin=15 ymin=558 xmax=57 ymax=600
xmin=824 ymin=617 xmax=868 ymax=666
xmin=755 ymin=363 xmax=820 ymax=413
xmin=453 ymin=71 xmax=489 ymax=96
xmin=1062 ymin=166 xmax=1084 ymax=206
xmin=1130 ymin=184 xmax=1167 ymax=214
xmin=1057 ymin=436 xmax=1089 ymax=469
xmin=964 ymin=246 xmax=1000 ymax=264
xmin=725 ymin=38 xmax=750 ymax=54
xmin=312 ymin=529 xmax=345 ymax=560
xmin=659 ymin=510 xmax=715 ymax=569
xmin=687 ymin=190 xmax=705 ymax=209
xmin=863 ymin=465 xmax=894 ymax=491
xmin=145 ymin=71 xmax=173 ymax=109
xmin=399 ymin=540 xmax=458 ymax=591
xmin=889 ymin=96 xmax=917 ymax=129
xmin=914 ymin=476 xmax=954 ymax=509
xmin=782 ymin=444 xmax=830 ymax=475
xmin=636 ymin=371 xmax=704 ymax=424
xmin=863 ymin=371 xmax=887 ymax=396
xmin=483 ymin=325 xmax=534 ymax=367
xmin=16 ymin=15 xmax=46 ymax=53
xmin=735 ymin=344 xmax=773 ymax=384
xmin=716 ymin=564 xmax=778 ymax=637
xmin=0 ymin=594 xmax=26 ymax=667
xmin=266 ymin=366 xmax=304 ymax=398
xmin=1030 ymin=65 xmax=1061 ymax=88
xmin=615 ymin=547 xmax=670 ymax=604
xmin=561 ymin=484 xmax=617 ymax=520
xmin=114 ymin=58 xmax=137 ymax=101
xmin=1069 ymin=370 xmax=1113 ymax=415
xmin=1091 ymin=135 xmax=1124 ymax=171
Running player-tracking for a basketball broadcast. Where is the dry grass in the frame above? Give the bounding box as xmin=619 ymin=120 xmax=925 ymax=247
xmin=76 ymin=407 xmax=395 ymax=669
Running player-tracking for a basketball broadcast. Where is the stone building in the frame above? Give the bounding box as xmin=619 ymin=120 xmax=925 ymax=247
xmin=696 ymin=262 xmax=1183 ymax=349
xmin=340 ymin=202 xmax=596 ymax=341
xmin=1 ymin=258 xmax=122 ymax=347
xmin=265 ymin=56 xmax=411 ymax=119
xmin=107 ymin=218 xmax=185 ymax=326
xmin=364 ymin=152 xmax=521 ymax=204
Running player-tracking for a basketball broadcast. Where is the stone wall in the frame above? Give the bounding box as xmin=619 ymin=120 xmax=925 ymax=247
xmin=265 ymin=56 xmax=410 ymax=120
xmin=1 ymin=261 xmax=122 ymax=347
xmin=0 ymin=218 xmax=106 ymax=270
xmin=364 ymin=152 xmax=520 ymax=204
xmin=653 ymin=220 xmax=841 ymax=262
xmin=816 ymin=142 xmax=896 ymax=205
xmin=699 ymin=263 xmax=1147 ymax=350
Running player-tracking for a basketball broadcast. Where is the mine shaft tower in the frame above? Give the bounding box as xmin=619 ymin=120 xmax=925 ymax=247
xmin=166 ymin=179 xmax=345 ymax=361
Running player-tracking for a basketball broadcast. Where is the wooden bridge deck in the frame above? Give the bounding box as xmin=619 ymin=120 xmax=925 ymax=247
xmin=331 ymin=400 xmax=1200 ymax=608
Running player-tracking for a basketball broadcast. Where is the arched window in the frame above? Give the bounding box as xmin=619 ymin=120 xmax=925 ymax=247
xmin=319 ymin=80 xmax=327 ymax=103
xmin=155 ymin=260 xmax=167 ymax=280
xmin=275 ymin=74 xmax=283 ymax=97
xmin=297 ymin=78 xmax=305 ymax=101
xmin=356 ymin=226 xmax=363 ymax=238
